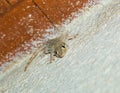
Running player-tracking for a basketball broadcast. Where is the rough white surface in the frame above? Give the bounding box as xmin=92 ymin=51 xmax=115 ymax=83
xmin=0 ymin=0 xmax=120 ymax=93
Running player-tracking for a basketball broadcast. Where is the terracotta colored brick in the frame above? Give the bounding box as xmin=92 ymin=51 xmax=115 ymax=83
xmin=8 ymin=0 xmax=23 ymax=5
xmin=0 ymin=0 xmax=51 ymax=64
xmin=0 ymin=0 xmax=88 ymax=65
xmin=0 ymin=0 xmax=10 ymax=16
xmin=34 ymin=0 xmax=88 ymax=24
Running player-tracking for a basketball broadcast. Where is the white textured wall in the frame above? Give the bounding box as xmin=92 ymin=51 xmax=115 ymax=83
xmin=0 ymin=0 xmax=120 ymax=93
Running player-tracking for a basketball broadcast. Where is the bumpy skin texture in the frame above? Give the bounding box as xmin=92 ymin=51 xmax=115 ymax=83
xmin=24 ymin=34 xmax=68 ymax=71
xmin=45 ymin=36 xmax=68 ymax=63
xmin=24 ymin=32 xmax=78 ymax=71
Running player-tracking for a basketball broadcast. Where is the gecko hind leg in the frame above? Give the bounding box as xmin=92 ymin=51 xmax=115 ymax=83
xmin=24 ymin=47 xmax=42 ymax=71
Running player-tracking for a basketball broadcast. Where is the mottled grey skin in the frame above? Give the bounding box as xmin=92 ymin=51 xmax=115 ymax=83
xmin=24 ymin=32 xmax=78 ymax=71
xmin=44 ymin=36 xmax=68 ymax=63
xmin=44 ymin=32 xmax=78 ymax=63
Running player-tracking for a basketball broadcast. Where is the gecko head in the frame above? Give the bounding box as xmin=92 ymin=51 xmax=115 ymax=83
xmin=54 ymin=42 xmax=68 ymax=58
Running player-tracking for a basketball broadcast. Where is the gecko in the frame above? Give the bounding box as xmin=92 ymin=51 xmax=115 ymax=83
xmin=24 ymin=32 xmax=78 ymax=71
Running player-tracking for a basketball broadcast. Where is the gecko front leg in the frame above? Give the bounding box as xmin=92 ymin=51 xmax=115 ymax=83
xmin=68 ymin=33 xmax=79 ymax=40
xmin=50 ymin=52 xmax=56 ymax=63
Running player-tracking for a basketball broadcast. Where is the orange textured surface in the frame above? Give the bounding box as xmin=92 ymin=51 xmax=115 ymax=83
xmin=0 ymin=0 xmax=88 ymax=65
xmin=0 ymin=0 xmax=10 ymax=16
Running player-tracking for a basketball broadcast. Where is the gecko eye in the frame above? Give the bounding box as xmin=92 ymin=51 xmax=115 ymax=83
xmin=62 ymin=45 xmax=65 ymax=48
xmin=61 ymin=43 xmax=66 ymax=48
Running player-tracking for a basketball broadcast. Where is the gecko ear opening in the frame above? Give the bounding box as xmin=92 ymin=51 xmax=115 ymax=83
xmin=54 ymin=51 xmax=58 ymax=55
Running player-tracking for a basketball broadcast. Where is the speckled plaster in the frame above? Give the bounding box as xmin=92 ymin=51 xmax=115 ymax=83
xmin=0 ymin=0 xmax=120 ymax=93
